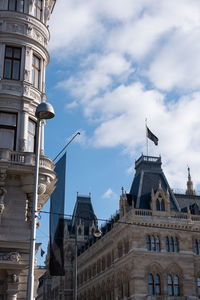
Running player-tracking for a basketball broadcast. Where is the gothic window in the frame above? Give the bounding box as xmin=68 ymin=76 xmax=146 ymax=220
xmin=4 ymin=46 xmax=21 ymax=80
xmin=195 ymin=239 xmax=199 ymax=255
xmin=124 ymin=239 xmax=129 ymax=254
xmin=161 ymin=199 xmax=165 ymax=211
xmin=170 ymin=237 xmax=174 ymax=252
xmin=8 ymin=0 xmax=24 ymax=12
xmin=175 ymin=237 xmax=179 ymax=253
xmin=32 ymin=54 xmax=40 ymax=89
xmin=197 ymin=277 xmax=200 ymax=296
xmin=155 ymin=274 xmax=161 ymax=295
xmin=166 ymin=236 xmax=179 ymax=252
xmin=151 ymin=236 xmax=155 ymax=251
xmin=0 ymin=112 xmax=17 ymax=150
xmin=147 ymin=235 xmax=160 ymax=252
xmin=78 ymin=227 xmax=82 ymax=235
xmin=166 ymin=236 xmax=169 ymax=252
xmin=107 ymin=253 xmax=111 ymax=267
xmin=27 ymin=119 xmax=36 ymax=152
xmin=102 ymin=257 xmax=105 ymax=271
xmin=168 ymin=274 xmax=180 ymax=296
xmin=34 ymin=0 xmax=42 ymax=19
xmin=147 ymin=235 xmax=151 ymax=251
xmin=148 ymin=273 xmax=161 ymax=295
xmin=156 ymin=236 xmax=160 ymax=252
xmin=156 ymin=199 xmax=160 ymax=211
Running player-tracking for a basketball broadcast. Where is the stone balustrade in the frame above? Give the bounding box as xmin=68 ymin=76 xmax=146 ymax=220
xmin=0 ymin=149 xmax=54 ymax=171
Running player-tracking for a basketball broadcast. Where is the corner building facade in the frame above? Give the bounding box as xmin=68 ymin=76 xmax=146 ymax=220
xmin=39 ymin=155 xmax=200 ymax=300
xmin=0 ymin=0 xmax=56 ymax=299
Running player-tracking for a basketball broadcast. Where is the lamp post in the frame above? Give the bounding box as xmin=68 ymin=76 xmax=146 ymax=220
xmin=74 ymin=214 xmax=102 ymax=300
xmin=27 ymin=102 xmax=55 ymax=300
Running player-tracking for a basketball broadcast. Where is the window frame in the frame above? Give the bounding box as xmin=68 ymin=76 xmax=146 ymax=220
xmin=32 ymin=54 xmax=40 ymax=89
xmin=8 ymin=0 xmax=24 ymax=12
xmin=0 ymin=111 xmax=17 ymax=151
xmin=27 ymin=119 xmax=36 ymax=153
xmin=4 ymin=46 xmax=21 ymax=81
xmin=34 ymin=0 xmax=42 ymax=20
xmin=167 ymin=274 xmax=180 ymax=296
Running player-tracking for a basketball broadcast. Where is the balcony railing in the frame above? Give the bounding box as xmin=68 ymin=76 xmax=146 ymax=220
xmin=0 ymin=149 xmax=54 ymax=171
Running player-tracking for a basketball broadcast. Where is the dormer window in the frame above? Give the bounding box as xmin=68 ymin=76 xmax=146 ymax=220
xmin=34 ymin=0 xmax=42 ymax=20
xmin=8 ymin=0 xmax=24 ymax=12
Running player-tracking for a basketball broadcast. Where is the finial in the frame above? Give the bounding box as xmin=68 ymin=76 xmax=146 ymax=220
xmin=121 ymin=187 xmax=124 ymax=195
xmin=187 ymin=166 xmax=191 ymax=180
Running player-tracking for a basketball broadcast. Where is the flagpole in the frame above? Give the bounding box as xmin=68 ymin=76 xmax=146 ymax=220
xmin=145 ymin=118 xmax=148 ymax=157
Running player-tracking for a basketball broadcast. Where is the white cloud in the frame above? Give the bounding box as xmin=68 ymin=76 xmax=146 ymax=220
xmin=50 ymin=0 xmax=200 ymax=190
xmin=102 ymin=188 xmax=118 ymax=200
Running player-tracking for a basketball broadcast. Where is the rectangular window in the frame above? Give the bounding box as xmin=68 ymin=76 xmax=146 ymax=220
xmin=32 ymin=55 xmax=40 ymax=89
xmin=4 ymin=46 xmax=21 ymax=80
xmin=0 ymin=112 xmax=17 ymax=150
xmin=8 ymin=0 xmax=24 ymax=12
xmin=34 ymin=0 xmax=42 ymax=20
xmin=27 ymin=119 xmax=36 ymax=152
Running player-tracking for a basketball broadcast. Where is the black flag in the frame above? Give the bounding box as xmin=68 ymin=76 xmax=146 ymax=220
xmin=49 ymin=153 xmax=66 ymax=276
xmin=146 ymin=126 xmax=158 ymax=145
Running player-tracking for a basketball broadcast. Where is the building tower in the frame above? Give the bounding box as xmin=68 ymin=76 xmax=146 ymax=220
xmin=0 ymin=1 xmax=56 ymax=299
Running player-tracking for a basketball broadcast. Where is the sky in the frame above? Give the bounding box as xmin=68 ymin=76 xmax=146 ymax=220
xmin=37 ymin=0 xmax=200 ymax=263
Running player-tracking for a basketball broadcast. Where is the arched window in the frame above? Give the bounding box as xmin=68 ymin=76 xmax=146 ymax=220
xmin=78 ymin=227 xmax=82 ymax=235
xmin=147 ymin=235 xmax=151 ymax=251
xmin=166 ymin=237 xmax=169 ymax=252
xmin=161 ymin=199 xmax=165 ymax=211
xmin=168 ymin=274 xmax=180 ymax=296
xmin=155 ymin=274 xmax=161 ymax=295
xmin=148 ymin=274 xmax=154 ymax=295
xmin=170 ymin=237 xmax=174 ymax=252
xmin=156 ymin=199 xmax=160 ymax=211
xmin=174 ymin=275 xmax=180 ymax=296
xmin=151 ymin=236 xmax=156 ymax=251
xmin=195 ymin=239 xmax=199 ymax=255
xmin=156 ymin=236 xmax=160 ymax=252
xmin=197 ymin=277 xmax=200 ymax=296
xmin=168 ymin=275 xmax=173 ymax=296
xmin=175 ymin=237 xmax=179 ymax=253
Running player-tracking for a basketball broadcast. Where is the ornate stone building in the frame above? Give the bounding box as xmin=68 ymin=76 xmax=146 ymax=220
xmin=38 ymin=155 xmax=200 ymax=300
xmin=0 ymin=0 xmax=56 ymax=299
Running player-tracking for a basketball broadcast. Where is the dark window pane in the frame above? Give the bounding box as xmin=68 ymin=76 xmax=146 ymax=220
xmin=148 ymin=274 xmax=154 ymax=295
xmin=168 ymin=275 xmax=173 ymax=296
xmin=4 ymin=59 xmax=12 ymax=79
xmin=166 ymin=237 xmax=169 ymax=252
xmin=14 ymin=48 xmax=21 ymax=59
xmin=161 ymin=199 xmax=165 ymax=211
xmin=156 ymin=199 xmax=160 ymax=210
xmin=0 ymin=128 xmax=15 ymax=150
xmin=195 ymin=240 xmax=198 ymax=255
xmin=17 ymin=0 xmax=24 ymax=12
xmin=12 ymin=60 xmax=20 ymax=80
xmin=147 ymin=235 xmax=151 ymax=251
xmin=175 ymin=237 xmax=179 ymax=253
xmin=5 ymin=47 xmax=12 ymax=57
xmin=0 ymin=112 xmax=16 ymax=126
xmin=174 ymin=276 xmax=179 ymax=296
xmin=170 ymin=237 xmax=174 ymax=252
xmin=156 ymin=236 xmax=160 ymax=252
xmin=8 ymin=0 xmax=15 ymax=10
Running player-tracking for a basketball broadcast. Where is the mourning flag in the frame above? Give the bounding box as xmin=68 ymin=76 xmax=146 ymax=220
xmin=49 ymin=153 xmax=66 ymax=276
xmin=146 ymin=126 xmax=158 ymax=146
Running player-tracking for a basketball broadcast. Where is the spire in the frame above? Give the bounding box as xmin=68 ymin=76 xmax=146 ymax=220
xmin=186 ymin=166 xmax=196 ymax=195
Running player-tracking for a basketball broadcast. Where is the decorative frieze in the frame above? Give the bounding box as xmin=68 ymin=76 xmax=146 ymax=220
xmin=0 ymin=252 xmax=21 ymax=263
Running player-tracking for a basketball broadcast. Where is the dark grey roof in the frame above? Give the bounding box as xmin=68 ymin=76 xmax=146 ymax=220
xmin=175 ymin=193 xmax=200 ymax=212
xmin=71 ymin=194 xmax=97 ymax=234
xmin=129 ymin=155 xmax=180 ymax=211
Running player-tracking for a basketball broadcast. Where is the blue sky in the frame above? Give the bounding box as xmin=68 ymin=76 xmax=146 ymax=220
xmin=36 ymin=0 xmax=200 ymax=263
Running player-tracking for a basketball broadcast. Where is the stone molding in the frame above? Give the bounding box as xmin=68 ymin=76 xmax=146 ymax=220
xmin=0 ymin=252 xmax=21 ymax=263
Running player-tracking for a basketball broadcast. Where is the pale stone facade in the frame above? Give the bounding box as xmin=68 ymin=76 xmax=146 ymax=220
xmin=38 ymin=155 xmax=200 ymax=300
xmin=0 ymin=0 xmax=56 ymax=299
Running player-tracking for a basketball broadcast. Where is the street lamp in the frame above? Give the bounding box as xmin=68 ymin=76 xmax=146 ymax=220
xmin=74 ymin=214 xmax=102 ymax=300
xmin=27 ymin=102 xmax=55 ymax=300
